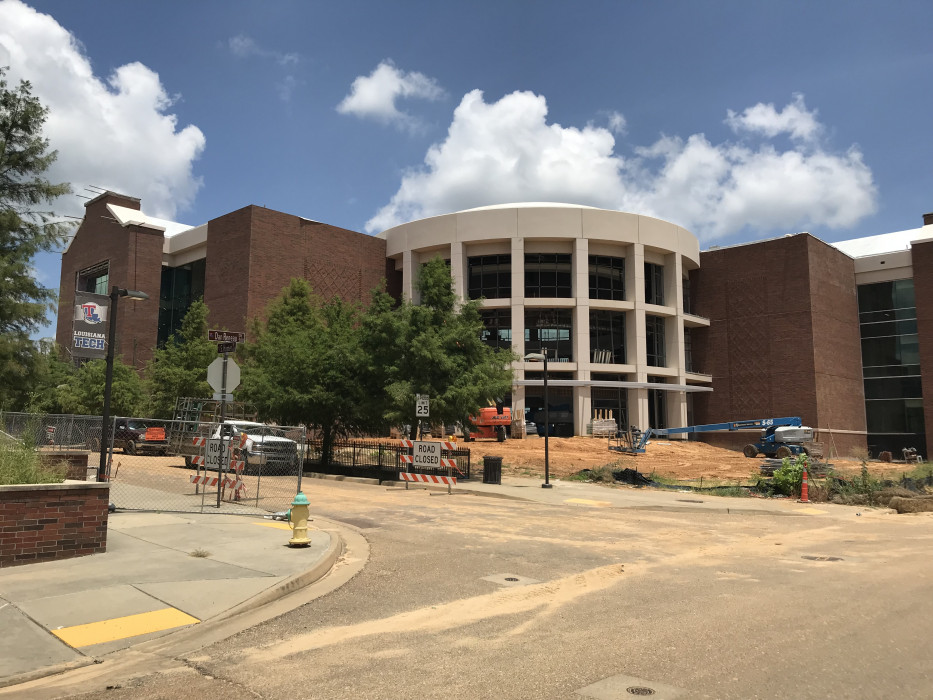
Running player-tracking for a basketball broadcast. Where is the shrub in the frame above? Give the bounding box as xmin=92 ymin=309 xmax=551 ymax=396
xmin=772 ymin=454 xmax=809 ymax=496
xmin=0 ymin=440 xmax=68 ymax=485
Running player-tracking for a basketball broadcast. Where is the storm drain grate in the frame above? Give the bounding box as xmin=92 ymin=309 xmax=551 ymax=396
xmin=676 ymin=499 xmax=704 ymax=503
xmin=505 ymin=577 xmax=519 ymax=582
xmin=802 ymin=555 xmax=843 ymax=562
xmin=627 ymin=688 xmax=656 ymax=696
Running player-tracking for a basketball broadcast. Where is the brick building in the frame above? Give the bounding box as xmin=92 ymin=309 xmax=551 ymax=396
xmin=56 ymin=192 xmax=396 ymax=370
xmin=56 ymin=193 xmax=932 ymax=458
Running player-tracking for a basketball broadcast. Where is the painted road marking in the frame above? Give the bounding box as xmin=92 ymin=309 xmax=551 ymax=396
xmin=255 ymin=521 xmax=293 ymax=531
xmin=564 ymin=498 xmax=614 ymax=507
xmin=52 ymin=607 xmax=199 ymax=648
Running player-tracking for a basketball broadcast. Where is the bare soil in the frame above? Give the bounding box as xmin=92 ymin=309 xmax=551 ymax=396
xmin=451 ymin=436 xmax=907 ymax=483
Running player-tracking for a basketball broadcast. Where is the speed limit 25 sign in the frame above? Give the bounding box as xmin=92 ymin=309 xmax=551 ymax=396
xmin=415 ymin=395 xmax=430 ymax=418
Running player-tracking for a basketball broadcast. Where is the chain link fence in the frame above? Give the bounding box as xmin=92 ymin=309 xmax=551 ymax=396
xmin=2 ymin=412 xmax=305 ymax=516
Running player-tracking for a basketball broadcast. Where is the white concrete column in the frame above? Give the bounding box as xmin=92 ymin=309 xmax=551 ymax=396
xmin=631 ymin=243 xmax=647 ymax=373
xmin=511 ymin=237 xmax=525 ymax=358
xmin=450 ymin=241 xmax=465 ymax=302
xmin=667 ymin=389 xmax=688 ymax=434
xmin=401 ymin=249 xmax=414 ymax=302
xmin=574 ymin=385 xmax=591 ymax=436
xmin=512 ymin=384 xmax=527 ymax=437
xmin=574 ymin=238 xmax=590 ymax=367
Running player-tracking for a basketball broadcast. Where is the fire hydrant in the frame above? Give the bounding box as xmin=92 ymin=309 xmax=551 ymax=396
xmin=287 ymin=491 xmax=311 ymax=547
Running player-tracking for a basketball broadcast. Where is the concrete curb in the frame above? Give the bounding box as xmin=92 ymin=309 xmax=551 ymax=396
xmin=0 ymin=520 xmax=367 ymax=698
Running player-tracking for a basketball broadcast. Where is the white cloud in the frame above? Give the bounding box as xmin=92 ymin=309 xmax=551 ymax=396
xmin=366 ymin=91 xmax=876 ymax=241
xmin=227 ymin=33 xmax=299 ymax=67
xmin=0 ymin=0 xmax=205 ymax=221
xmin=336 ymin=60 xmax=444 ymax=132
xmin=607 ymin=111 xmax=627 ymax=135
xmin=725 ymin=93 xmax=821 ymax=141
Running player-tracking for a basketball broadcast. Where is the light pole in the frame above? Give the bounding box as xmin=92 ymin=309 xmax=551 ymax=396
xmin=523 ymin=350 xmax=552 ymax=488
xmin=98 ymin=286 xmax=149 ymax=482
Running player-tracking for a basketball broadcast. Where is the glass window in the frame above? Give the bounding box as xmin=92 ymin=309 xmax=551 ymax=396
xmin=682 ymin=277 xmax=692 ymax=314
xmin=857 ymin=279 xmax=925 ymax=453
xmin=684 ymin=327 xmax=694 ymax=372
xmin=157 ymin=259 xmax=206 ymax=346
xmin=646 ymin=315 xmax=666 ymax=367
xmin=479 ymin=309 xmax=512 ymax=350
xmin=467 ymin=255 xmax=511 ymax=299
xmin=524 ymin=309 xmax=573 ymax=361
xmin=648 ymin=377 xmax=667 ymax=429
xmin=589 ymin=310 xmax=625 ymax=364
xmin=77 ymin=262 xmax=109 ymax=295
xmin=525 ymin=253 xmax=572 ymax=298
xmin=588 ymin=255 xmax=625 ymax=300
xmin=645 ymin=262 xmax=664 ymax=305
xmin=592 ymin=386 xmax=628 ymax=430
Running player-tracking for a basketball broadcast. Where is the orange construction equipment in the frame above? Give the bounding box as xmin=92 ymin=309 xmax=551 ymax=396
xmin=464 ymin=406 xmax=512 ymax=442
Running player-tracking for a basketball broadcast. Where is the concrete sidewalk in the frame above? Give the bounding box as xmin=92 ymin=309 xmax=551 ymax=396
xmin=0 ymin=511 xmax=335 ymax=687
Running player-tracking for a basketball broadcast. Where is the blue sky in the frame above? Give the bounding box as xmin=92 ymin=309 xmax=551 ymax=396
xmin=2 ymin=0 xmax=931 ymax=339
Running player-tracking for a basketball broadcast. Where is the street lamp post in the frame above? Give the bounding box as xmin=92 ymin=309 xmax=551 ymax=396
xmin=98 ymin=286 xmax=149 ymax=482
xmin=523 ymin=350 xmax=552 ymax=489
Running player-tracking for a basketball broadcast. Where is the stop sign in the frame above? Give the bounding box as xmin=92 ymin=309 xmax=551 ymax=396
xmin=207 ymin=357 xmax=240 ymax=392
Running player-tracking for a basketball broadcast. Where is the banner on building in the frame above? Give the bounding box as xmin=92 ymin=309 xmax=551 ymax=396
xmin=72 ymin=291 xmax=110 ymax=359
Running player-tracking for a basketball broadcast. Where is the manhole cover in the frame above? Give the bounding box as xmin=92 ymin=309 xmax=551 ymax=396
xmin=505 ymin=577 xmax=519 ymax=582
xmin=627 ymin=688 xmax=656 ymax=696
xmin=802 ymin=555 xmax=843 ymax=562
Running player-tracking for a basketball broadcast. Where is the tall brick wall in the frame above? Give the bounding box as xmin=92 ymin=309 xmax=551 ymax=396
xmin=806 ymin=237 xmax=867 ymax=455
xmin=205 ymin=206 xmax=388 ymax=334
xmin=912 ymin=240 xmax=933 ymax=455
xmin=56 ymin=193 xmax=163 ymax=369
xmin=0 ymin=483 xmax=109 ymax=568
xmin=692 ymin=234 xmax=866 ymax=455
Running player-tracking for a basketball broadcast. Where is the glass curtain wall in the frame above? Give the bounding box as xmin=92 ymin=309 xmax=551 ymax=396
xmin=468 ymin=255 xmax=511 ymax=299
xmin=157 ymin=259 xmax=206 ymax=346
xmin=479 ymin=309 xmax=512 ymax=351
xmin=645 ymin=262 xmax=664 ymax=305
xmin=525 ymin=253 xmax=572 ymax=298
xmin=646 ymin=315 xmax=666 ymax=367
xmin=590 ymin=310 xmax=626 ymax=364
xmin=589 ymin=256 xmax=625 ymax=300
xmin=857 ymin=279 xmax=926 ymax=456
xmin=524 ymin=309 xmax=573 ymax=361
xmin=592 ymin=373 xmax=629 ymax=430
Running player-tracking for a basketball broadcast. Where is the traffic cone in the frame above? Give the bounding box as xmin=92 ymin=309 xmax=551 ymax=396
xmin=798 ymin=468 xmax=810 ymax=503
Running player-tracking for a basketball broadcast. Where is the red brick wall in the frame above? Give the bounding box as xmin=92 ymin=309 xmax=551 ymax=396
xmin=0 ymin=483 xmax=109 ymax=568
xmin=912 ymin=240 xmax=933 ymax=455
xmin=56 ymin=193 xmax=162 ymax=369
xmin=205 ymin=206 xmax=389 ymax=334
xmin=692 ymin=234 xmax=866 ymax=456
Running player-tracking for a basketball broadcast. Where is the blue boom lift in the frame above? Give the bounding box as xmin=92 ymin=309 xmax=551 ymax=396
xmin=609 ymin=417 xmax=814 ymax=457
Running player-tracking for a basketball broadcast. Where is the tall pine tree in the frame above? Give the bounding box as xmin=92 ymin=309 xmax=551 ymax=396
xmin=0 ymin=68 xmax=71 ymax=409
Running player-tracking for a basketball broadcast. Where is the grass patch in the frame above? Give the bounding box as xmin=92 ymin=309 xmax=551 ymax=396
xmin=567 ymin=464 xmax=617 ymax=483
xmin=0 ymin=440 xmax=68 ymax=486
xmin=189 ymin=548 xmax=211 ymax=558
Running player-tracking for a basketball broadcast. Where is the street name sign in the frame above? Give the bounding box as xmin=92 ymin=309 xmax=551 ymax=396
xmin=208 ymin=330 xmax=245 ymax=343
xmin=217 ymin=341 xmax=237 ymax=354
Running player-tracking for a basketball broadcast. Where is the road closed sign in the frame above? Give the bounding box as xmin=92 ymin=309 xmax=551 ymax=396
xmin=412 ymin=440 xmax=440 ymax=468
xmin=205 ymin=438 xmax=227 ymax=471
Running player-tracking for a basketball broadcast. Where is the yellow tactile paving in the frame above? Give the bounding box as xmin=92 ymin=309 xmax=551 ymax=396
xmin=254 ymin=521 xmax=293 ymax=530
xmin=52 ymin=607 xmax=199 ymax=648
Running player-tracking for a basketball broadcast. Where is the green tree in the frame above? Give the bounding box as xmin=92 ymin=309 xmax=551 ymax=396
xmin=363 ymin=256 xmax=515 ymax=435
xmin=239 ymin=279 xmax=382 ymax=465
xmin=23 ymin=341 xmax=75 ymax=414
xmin=0 ymin=68 xmax=72 ymax=410
xmin=56 ymin=358 xmax=144 ymax=417
xmin=145 ymin=300 xmax=216 ymax=418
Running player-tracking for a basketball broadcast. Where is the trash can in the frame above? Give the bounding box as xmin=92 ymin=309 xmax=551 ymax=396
xmin=483 ymin=455 xmax=503 ymax=485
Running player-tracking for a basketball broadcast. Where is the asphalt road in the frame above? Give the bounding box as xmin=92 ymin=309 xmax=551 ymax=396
xmin=12 ymin=480 xmax=933 ymax=700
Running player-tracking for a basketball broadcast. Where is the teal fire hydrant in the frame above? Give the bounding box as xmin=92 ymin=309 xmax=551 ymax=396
xmin=287 ymin=491 xmax=311 ymax=547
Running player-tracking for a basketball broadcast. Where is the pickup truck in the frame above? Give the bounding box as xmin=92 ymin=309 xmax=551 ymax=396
xmin=208 ymin=420 xmax=301 ymax=474
xmin=89 ymin=419 xmax=170 ymax=455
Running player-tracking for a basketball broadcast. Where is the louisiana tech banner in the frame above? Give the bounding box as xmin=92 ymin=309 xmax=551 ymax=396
xmin=72 ymin=291 xmax=110 ymax=359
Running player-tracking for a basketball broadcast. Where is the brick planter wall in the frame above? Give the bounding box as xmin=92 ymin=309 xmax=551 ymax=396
xmin=0 ymin=482 xmax=109 ymax=568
